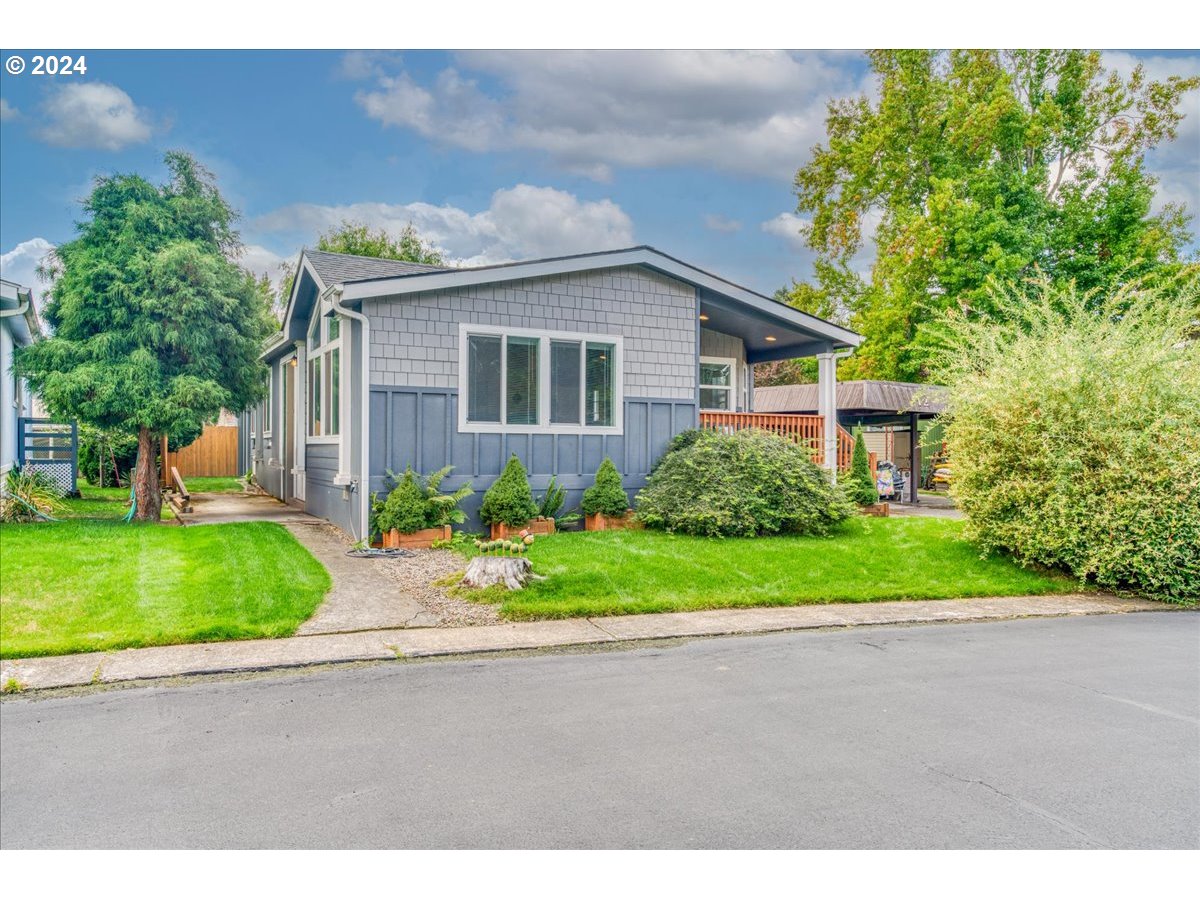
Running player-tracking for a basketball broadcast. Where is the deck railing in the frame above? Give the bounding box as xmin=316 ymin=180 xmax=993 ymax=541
xmin=698 ymin=411 xmax=858 ymax=471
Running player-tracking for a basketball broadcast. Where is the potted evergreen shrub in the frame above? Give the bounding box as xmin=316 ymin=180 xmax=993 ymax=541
xmin=583 ymin=457 xmax=634 ymax=530
xmin=480 ymin=454 xmax=553 ymax=539
xmin=374 ymin=466 xmax=473 ymax=548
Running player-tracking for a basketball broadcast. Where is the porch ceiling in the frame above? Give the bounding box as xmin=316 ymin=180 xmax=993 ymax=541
xmin=699 ymin=289 xmax=838 ymax=363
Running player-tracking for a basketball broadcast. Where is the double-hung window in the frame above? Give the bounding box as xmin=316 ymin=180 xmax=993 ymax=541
xmin=307 ymin=311 xmax=342 ymax=439
xmin=460 ymin=325 xmax=622 ymax=433
xmin=699 ymin=356 xmax=737 ymax=411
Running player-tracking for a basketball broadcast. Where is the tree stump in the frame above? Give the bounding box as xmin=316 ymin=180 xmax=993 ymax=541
xmin=461 ymin=556 xmax=536 ymax=590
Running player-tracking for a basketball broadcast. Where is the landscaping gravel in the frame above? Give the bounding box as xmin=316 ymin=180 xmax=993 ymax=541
xmin=378 ymin=548 xmax=503 ymax=627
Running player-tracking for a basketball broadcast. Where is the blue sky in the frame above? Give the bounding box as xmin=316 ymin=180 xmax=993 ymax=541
xmin=2 ymin=50 xmax=1197 ymax=300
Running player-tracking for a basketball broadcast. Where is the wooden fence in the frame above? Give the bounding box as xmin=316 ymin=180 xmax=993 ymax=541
xmin=698 ymin=411 xmax=865 ymax=472
xmin=161 ymin=424 xmax=239 ymax=479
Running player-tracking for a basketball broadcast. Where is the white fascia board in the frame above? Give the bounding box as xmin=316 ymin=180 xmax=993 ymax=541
xmin=339 ymin=247 xmax=862 ymax=348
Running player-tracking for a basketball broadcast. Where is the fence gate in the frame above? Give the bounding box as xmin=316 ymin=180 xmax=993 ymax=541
xmin=17 ymin=418 xmax=79 ymax=496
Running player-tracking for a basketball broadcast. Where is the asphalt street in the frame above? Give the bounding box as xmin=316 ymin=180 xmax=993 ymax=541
xmin=2 ymin=612 xmax=1197 ymax=848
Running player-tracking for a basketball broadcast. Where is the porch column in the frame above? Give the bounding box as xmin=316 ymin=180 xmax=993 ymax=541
xmin=816 ymin=351 xmax=838 ymax=482
xmin=909 ymin=411 xmax=920 ymax=504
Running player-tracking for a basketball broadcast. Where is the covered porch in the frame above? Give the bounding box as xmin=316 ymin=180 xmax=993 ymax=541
xmin=693 ymin=284 xmax=861 ymax=477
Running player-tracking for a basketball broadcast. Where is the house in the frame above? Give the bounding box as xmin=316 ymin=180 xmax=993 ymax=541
xmin=1 ymin=279 xmax=43 ymax=477
xmin=242 ymin=246 xmax=861 ymax=539
xmin=754 ymin=380 xmax=948 ymax=502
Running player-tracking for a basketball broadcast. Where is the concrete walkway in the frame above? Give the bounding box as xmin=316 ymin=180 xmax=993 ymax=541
xmin=0 ymin=593 xmax=1177 ymax=693
xmin=179 ymin=491 xmax=439 ymax=634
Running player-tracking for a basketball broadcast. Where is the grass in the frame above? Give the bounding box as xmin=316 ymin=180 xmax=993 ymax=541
xmin=184 ymin=476 xmax=245 ymax=494
xmin=464 ymin=517 xmax=1076 ymax=620
xmin=0 ymin=520 xmax=330 ymax=658
xmin=58 ymin=485 xmax=172 ymax=521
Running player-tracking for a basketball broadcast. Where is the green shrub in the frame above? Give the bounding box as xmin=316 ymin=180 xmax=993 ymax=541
xmin=78 ymin=425 xmax=138 ymax=487
xmin=929 ymin=274 xmax=1200 ymax=604
xmin=582 ymin=457 xmax=629 ymax=517
xmin=538 ymin=475 xmax=566 ymax=519
xmin=479 ymin=454 xmax=539 ymax=526
xmin=636 ymin=428 xmax=855 ymax=537
xmin=846 ymin=431 xmax=879 ymax=506
xmin=371 ymin=466 xmax=474 ymax=535
xmin=376 ymin=468 xmax=428 ymax=534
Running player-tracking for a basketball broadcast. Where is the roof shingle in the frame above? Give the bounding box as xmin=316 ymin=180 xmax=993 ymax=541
xmin=305 ymin=249 xmax=448 ymax=286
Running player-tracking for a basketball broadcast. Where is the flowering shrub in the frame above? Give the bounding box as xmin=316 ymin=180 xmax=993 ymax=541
xmin=929 ymin=274 xmax=1200 ymax=603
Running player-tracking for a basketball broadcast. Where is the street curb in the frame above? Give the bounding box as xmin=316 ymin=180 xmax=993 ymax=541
xmin=1 ymin=594 xmax=1183 ymax=695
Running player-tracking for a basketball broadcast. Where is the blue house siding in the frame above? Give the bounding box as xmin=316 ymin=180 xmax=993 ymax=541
xmin=370 ymin=385 xmax=696 ymax=525
xmin=304 ymin=441 xmax=356 ymax=534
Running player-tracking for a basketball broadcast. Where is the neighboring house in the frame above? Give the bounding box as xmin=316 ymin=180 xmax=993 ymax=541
xmin=243 ymin=246 xmax=861 ymax=539
xmin=1 ymin=279 xmax=43 ymax=476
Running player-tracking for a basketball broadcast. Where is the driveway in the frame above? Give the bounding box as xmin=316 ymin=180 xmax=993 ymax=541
xmin=2 ymin=612 xmax=1195 ymax=848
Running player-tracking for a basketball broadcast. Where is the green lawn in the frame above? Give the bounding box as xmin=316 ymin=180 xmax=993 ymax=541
xmin=0 ymin=520 xmax=330 ymax=658
xmin=59 ymin=485 xmax=173 ymax=521
xmin=478 ymin=517 xmax=1076 ymax=620
xmin=184 ymin=476 xmax=245 ymax=494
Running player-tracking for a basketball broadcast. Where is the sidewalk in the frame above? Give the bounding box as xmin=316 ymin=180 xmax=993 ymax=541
xmin=0 ymin=593 xmax=1176 ymax=693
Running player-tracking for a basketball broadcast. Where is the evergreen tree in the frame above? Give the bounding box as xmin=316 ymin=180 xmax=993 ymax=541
xmin=16 ymin=152 xmax=275 ymax=521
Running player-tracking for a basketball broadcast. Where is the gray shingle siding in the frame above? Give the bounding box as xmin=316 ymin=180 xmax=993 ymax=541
xmin=365 ymin=266 xmax=697 ymax=400
xmin=700 ymin=326 xmax=750 ymax=411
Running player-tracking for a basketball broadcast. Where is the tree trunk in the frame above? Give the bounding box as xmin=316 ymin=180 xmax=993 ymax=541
xmin=133 ymin=426 xmax=162 ymax=522
xmin=461 ymin=556 xmax=536 ymax=590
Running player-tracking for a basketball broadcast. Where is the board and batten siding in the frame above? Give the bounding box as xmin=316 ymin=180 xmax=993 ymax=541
xmin=369 ymin=387 xmax=695 ymax=523
xmin=365 ymin=266 xmax=700 ymax=524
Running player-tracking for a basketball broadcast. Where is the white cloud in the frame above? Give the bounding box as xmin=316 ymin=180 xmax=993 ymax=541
xmin=238 ymin=244 xmax=292 ymax=289
xmin=253 ymin=184 xmax=634 ymax=266
xmin=761 ymin=212 xmax=810 ymax=252
xmin=36 ymin=82 xmax=154 ymax=150
xmin=704 ymin=213 xmax=742 ymax=233
xmin=0 ymin=98 xmax=19 ymax=121
xmin=1 ymin=238 xmax=56 ymax=303
xmin=353 ymin=50 xmax=868 ymax=181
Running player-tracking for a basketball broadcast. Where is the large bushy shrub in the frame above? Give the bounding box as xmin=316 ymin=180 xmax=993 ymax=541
xmin=480 ymin=454 xmax=539 ymax=526
xmin=846 ymin=431 xmax=879 ymax=506
xmin=929 ymin=274 xmax=1200 ymax=603
xmin=636 ymin=428 xmax=855 ymax=537
xmin=582 ymin=457 xmax=629 ymax=517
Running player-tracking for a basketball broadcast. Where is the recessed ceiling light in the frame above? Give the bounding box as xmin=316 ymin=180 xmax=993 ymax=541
xmin=698 ymin=313 xmax=709 ymax=321
xmin=765 ymin=335 xmax=777 ymax=342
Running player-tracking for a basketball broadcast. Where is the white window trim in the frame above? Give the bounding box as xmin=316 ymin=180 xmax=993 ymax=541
xmin=700 ymin=355 xmax=738 ymax=411
xmin=262 ymin=362 xmax=273 ymax=438
xmin=457 ymin=323 xmax=624 ymax=435
xmin=306 ymin=305 xmax=344 ymax=444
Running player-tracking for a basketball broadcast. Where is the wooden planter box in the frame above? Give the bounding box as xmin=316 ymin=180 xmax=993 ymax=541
xmin=380 ymin=524 xmax=453 ymax=549
xmin=860 ymin=502 xmax=890 ymax=518
xmin=489 ymin=518 xmax=555 ymax=540
xmin=585 ymin=510 xmax=639 ymax=531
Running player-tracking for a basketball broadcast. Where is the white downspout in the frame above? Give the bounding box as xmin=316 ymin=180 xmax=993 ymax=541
xmin=816 ymin=347 xmax=854 ymax=482
xmin=329 ymin=284 xmax=371 ymax=542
